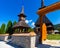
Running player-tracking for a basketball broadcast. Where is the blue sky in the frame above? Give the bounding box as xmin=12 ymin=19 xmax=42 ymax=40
xmin=0 ymin=0 xmax=60 ymax=27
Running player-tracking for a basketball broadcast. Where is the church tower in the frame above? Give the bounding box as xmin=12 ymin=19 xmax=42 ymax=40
xmin=13 ymin=4 xmax=30 ymax=33
xmin=41 ymin=0 xmax=44 ymax=7
xmin=18 ymin=6 xmax=26 ymax=21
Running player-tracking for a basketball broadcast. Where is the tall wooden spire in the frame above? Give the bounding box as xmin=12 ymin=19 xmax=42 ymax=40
xmin=18 ymin=0 xmax=26 ymax=21
xmin=41 ymin=0 xmax=44 ymax=7
xmin=18 ymin=5 xmax=26 ymax=21
xmin=21 ymin=0 xmax=24 ymax=14
xmin=13 ymin=0 xmax=30 ymax=31
xmin=21 ymin=6 xmax=24 ymax=14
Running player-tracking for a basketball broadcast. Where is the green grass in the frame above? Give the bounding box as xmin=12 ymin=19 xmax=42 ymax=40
xmin=47 ymin=34 xmax=60 ymax=40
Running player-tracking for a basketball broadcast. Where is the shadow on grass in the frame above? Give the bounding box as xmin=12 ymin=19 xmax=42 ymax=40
xmin=38 ymin=44 xmax=60 ymax=48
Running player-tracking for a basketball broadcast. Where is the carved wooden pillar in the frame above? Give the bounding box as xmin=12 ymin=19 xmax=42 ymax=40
xmin=39 ymin=14 xmax=47 ymax=43
xmin=42 ymin=23 xmax=47 ymax=41
xmin=39 ymin=15 xmax=43 ymax=43
xmin=37 ymin=2 xmax=60 ymax=44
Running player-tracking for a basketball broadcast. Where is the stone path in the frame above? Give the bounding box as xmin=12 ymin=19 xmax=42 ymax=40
xmin=0 ymin=41 xmax=20 ymax=48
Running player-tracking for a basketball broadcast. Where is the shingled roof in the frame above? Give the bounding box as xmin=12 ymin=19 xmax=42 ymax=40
xmin=13 ymin=6 xmax=30 ymax=29
xmin=13 ymin=20 xmax=30 ymax=29
xmin=35 ymin=16 xmax=53 ymax=26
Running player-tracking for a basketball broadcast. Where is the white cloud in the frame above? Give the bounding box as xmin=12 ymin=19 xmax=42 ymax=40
xmin=25 ymin=20 xmax=29 ymax=23
xmin=25 ymin=20 xmax=32 ymax=23
xmin=25 ymin=20 xmax=35 ymax=28
xmin=29 ymin=20 xmax=32 ymax=22
xmin=31 ymin=22 xmax=35 ymax=28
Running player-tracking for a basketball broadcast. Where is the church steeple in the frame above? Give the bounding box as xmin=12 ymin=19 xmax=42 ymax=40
xmin=39 ymin=0 xmax=45 ymax=10
xmin=41 ymin=0 xmax=44 ymax=8
xmin=18 ymin=0 xmax=26 ymax=21
xmin=21 ymin=6 xmax=24 ymax=14
xmin=13 ymin=0 xmax=30 ymax=33
xmin=18 ymin=5 xmax=26 ymax=21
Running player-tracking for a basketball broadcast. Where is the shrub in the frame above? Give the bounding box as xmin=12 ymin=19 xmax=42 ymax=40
xmin=0 ymin=23 xmax=6 ymax=34
xmin=6 ymin=21 xmax=13 ymax=35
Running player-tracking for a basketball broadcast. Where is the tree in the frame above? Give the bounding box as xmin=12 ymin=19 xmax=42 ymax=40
xmin=13 ymin=21 xmax=17 ymax=26
xmin=6 ymin=21 xmax=13 ymax=35
xmin=0 ymin=23 xmax=6 ymax=34
xmin=54 ymin=24 xmax=60 ymax=32
xmin=12 ymin=21 xmax=19 ymax=33
xmin=0 ymin=28 xmax=1 ymax=32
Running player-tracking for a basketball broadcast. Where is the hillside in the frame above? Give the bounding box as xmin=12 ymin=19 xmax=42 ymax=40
xmin=54 ymin=24 xmax=60 ymax=31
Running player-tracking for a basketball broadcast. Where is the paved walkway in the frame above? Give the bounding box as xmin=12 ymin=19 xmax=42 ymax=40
xmin=37 ymin=44 xmax=60 ymax=48
xmin=43 ymin=40 xmax=60 ymax=47
xmin=37 ymin=40 xmax=60 ymax=48
xmin=0 ymin=41 xmax=20 ymax=48
xmin=0 ymin=40 xmax=60 ymax=48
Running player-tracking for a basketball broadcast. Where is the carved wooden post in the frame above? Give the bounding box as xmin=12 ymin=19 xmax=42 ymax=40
xmin=37 ymin=2 xmax=60 ymax=44
xmin=39 ymin=14 xmax=47 ymax=43
xmin=42 ymin=23 xmax=47 ymax=41
xmin=39 ymin=15 xmax=43 ymax=43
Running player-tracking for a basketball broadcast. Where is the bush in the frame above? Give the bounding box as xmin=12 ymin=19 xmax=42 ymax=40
xmin=6 ymin=21 xmax=13 ymax=35
xmin=0 ymin=23 xmax=6 ymax=34
xmin=13 ymin=21 xmax=17 ymax=25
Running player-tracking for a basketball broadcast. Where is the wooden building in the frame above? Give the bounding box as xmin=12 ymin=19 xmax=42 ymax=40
xmin=35 ymin=16 xmax=54 ymax=34
xmin=35 ymin=0 xmax=54 ymax=34
xmin=36 ymin=0 xmax=60 ymax=43
xmin=13 ymin=6 xmax=30 ymax=33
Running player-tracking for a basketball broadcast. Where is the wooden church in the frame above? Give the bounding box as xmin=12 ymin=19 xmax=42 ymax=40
xmin=35 ymin=16 xmax=54 ymax=34
xmin=13 ymin=6 xmax=30 ymax=33
xmin=35 ymin=0 xmax=54 ymax=34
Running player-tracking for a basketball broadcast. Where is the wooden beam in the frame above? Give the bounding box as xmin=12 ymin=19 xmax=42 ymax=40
xmin=37 ymin=2 xmax=60 ymax=15
xmin=39 ymin=15 xmax=43 ymax=43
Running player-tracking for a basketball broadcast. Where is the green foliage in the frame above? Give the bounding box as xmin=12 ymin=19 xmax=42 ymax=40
xmin=28 ymin=28 xmax=34 ymax=32
xmin=54 ymin=24 xmax=60 ymax=32
xmin=13 ymin=21 xmax=18 ymax=33
xmin=47 ymin=34 xmax=60 ymax=40
xmin=0 ymin=28 xmax=1 ymax=32
xmin=0 ymin=23 xmax=6 ymax=34
xmin=6 ymin=21 xmax=13 ymax=35
xmin=0 ymin=20 xmax=35 ymax=34
xmin=13 ymin=21 xmax=17 ymax=25
xmin=0 ymin=21 xmax=17 ymax=34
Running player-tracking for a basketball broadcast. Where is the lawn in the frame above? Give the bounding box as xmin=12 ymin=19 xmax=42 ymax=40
xmin=47 ymin=34 xmax=60 ymax=40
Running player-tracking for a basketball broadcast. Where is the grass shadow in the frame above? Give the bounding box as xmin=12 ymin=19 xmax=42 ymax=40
xmin=38 ymin=44 xmax=60 ymax=48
